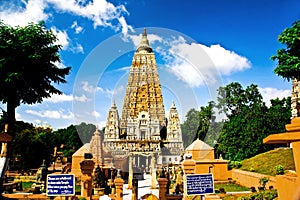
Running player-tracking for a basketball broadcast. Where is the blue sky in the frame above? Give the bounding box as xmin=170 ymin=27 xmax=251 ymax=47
xmin=0 ymin=0 xmax=299 ymax=129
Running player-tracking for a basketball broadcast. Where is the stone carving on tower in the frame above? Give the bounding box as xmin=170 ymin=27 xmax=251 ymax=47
xmin=291 ymin=78 xmax=300 ymax=118
xmin=120 ymin=28 xmax=165 ymax=136
xmin=102 ymin=28 xmax=184 ymax=166
xmin=166 ymin=101 xmax=184 ymax=153
xmin=104 ymin=101 xmax=120 ymax=141
xmin=89 ymin=127 xmax=103 ymax=165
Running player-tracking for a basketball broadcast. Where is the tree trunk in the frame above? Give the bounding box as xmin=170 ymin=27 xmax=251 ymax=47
xmin=0 ymin=100 xmax=16 ymax=194
xmin=6 ymin=100 xmax=16 ymax=135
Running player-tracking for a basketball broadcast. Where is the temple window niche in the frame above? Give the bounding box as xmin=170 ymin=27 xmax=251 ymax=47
xmin=141 ymin=130 xmax=145 ymax=139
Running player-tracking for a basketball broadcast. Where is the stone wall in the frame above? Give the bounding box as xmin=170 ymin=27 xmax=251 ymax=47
xmin=195 ymin=160 xmax=230 ymax=181
xmin=231 ymin=169 xmax=276 ymax=190
xmin=276 ymin=174 xmax=298 ymax=200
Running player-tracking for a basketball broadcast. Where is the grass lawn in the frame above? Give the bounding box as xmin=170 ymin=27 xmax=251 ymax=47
xmin=239 ymin=148 xmax=295 ymax=176
xmin=215 ymin=182 xmax=249 ymax=192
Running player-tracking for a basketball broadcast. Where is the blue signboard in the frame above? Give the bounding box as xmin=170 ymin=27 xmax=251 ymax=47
xmin=47 ymin=174 xmax=75 ymax=196
xmin=186 ymin=173 xmax=214 ymax=195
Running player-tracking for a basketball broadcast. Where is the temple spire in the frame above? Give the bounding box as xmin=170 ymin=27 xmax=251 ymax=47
xmin=171 ymin=101 xmax=176 ymax=108
xmin=136 ymin=28 xmax=153 ymax=53
xmin=112 ymin=99 xmax=117 ymax=108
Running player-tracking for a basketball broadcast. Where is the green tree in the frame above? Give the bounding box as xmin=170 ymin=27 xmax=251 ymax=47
xmin=216 ymin=83 xmax=291 ymax=161
xmin=272 ymin=19 xmax=300 ymax=80
xmin=0 ymin=21 xmax=70 ymax=187
xmin=267 ymin=97 xmax=291 ymax=134
xmin=76 ymin=122 xmax=97 ymax=144
xmin=196 ymin=101 xmax=216 ymax=141
xmin=52 ymin=123 xmax=95 ymax=161
xmin=53 ymin=125 xmax=81 ymax=160
xmin=0 ymin=21 xmax=71 ymax=131
xmin=9 ymin=122 xmax=54 ymax=170
xmin=181 ymin=108 xmax=199 ymax=148
xmin=216 ymin=83 xmax=269 ymax=160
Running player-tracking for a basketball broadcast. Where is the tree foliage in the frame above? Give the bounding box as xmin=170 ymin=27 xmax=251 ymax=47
xmin=196 ymin=101 xmax=215 ymax=141
xmin=216 ymin=82 xmax=291 ymax=161
xmin=272 ymin=19 xmax=300 ymax=80
xmin=181 ymin=102 xmax=223 ymax=148
xmin=0 ymin=117 xmax=96 ymax=170
xmin=8 ymin=121 xmax=54 ymax=170
xmin=267 ymin=97 xmax=291 ymax=134
xmin=0 ymin=21 xmax=71 ymax=129
xmin=52 ymin=122 xmax=95 ymax=160
xmin=181 ymin=108 xmax=199 ymax=148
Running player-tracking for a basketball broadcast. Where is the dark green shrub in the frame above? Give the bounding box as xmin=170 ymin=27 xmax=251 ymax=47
xmin=274 ymin=164 xmax=284 ymax=175
xmin=219 ymin=187 xmax=226 ymax=194
xmin=259 ymin=177 xmax=269 ymax=190
xmin=228 ymin=160 xmax=242 ymax=170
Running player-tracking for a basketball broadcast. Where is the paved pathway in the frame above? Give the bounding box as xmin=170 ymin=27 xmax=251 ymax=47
xmin=123 ymin=174 xmax=159 ymax=200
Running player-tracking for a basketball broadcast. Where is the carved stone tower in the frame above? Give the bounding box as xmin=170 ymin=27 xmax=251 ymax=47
xmin=89 ymin=127 xmax=103 ymax=165
xmin=103 ymin=28 xmax=184 ymax=167
xmin=166 ymin=101 xmax=184 ymax=153
xmin=120 ymin=28 xmax=165 ymax=136
xmin=104 ymin=101 xmax=120 ymax=141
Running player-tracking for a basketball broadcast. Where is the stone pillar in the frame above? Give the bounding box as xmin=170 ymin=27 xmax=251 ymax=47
xmin=133 ymin=155 xmax=136 ymax=166
xmin=114 ymin=177 xmax=124 ymax=200
xmin=80 ymin=160 xmax=95 ymax=200
xmin=292 ymin=141 xmax=300 ymax=177
xmin=157 ymin=178 xmax=168 ymax=200
xmin=0 ymin=143 xmax=7 ymax=156
xmin=132 ymin=178 xmax=138 ymax=200
xmin=182 ymin=159 xmax=196 ymax=199
xmin=128 ymin=154 xmax=133 ymax=189
xmin=151 ymin=153 xmax=156 ymax=189
xmin=146 ymin=156 xmax=149 ymax=168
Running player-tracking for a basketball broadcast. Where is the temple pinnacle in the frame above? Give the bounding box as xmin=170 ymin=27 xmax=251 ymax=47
xmin=136 ymin=27 xmax=153 ymax=53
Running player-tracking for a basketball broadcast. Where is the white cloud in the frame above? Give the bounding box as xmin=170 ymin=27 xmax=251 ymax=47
xmin=98 ymin=120 xmax=106 ymax=129
xmin=118 ymin=16 xmax=133 ymax=37
xmin=164 ymin=37 xmax=251 ymax=87
xmin=51 ymin=27 xmax=84 ymax=53
xmin=26 ymin=109 xmax=74 ymax=119
xmin=71 ymin=43 xmax=84 ymax=54
xmin=82 ymin=81 xmax=103 ymax=93
xmin=43 ymin=93 xmax=89 ymax=103
xmin=199 ymin=44 xmax=251 ymax=75
xmin=259 ymin=87 xmax=291 ymax=107
xmin=46 ymin=0 xmax=129 ymax=30
xmin=0 ymin=0 xmax=49 ymax=26
xmin=15 ymin=112 xmax=22 ymax=121
xmin=71 ymin=21 xmax=83 ymax=34
xmin=51 ymin=27 xmax=69 ymax=50
xmin=0 ymin=0 xmax=131 ymax=36
xmin=81 ymin=81 xmax=123 ymax=98
xmin=74 ymin=94 xmax=89 ymax=102
xmin=167 ymin=60 xmax=206 ymax=87
xmin=44 ymin=93 xmax=72 ymax=103
xmin=92 ymin=111 xmax=101 ymax=118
